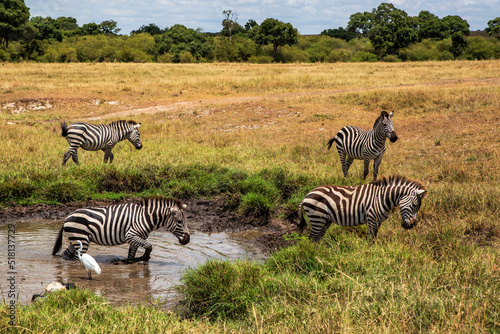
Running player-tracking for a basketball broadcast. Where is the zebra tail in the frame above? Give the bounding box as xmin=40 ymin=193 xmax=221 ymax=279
xmin=326 ymin=137 xmax=335 ymax=150
xmin=296 ymin=200 xmax=307 ymax=234
xmin=61 ymin=121 xmax=68 ymax=137
xmin=52 ymin=225 xmax=64 ymax=255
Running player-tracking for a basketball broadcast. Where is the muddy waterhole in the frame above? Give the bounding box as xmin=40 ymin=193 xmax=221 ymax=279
xmin=0 ymin=220 xmax=266 ymax=308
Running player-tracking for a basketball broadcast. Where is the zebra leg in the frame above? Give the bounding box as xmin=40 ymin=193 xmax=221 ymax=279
xmin=124 ymin=235 xmax=152 ymax=263
xmin=363 ymin=159 xmax=371 ymax=180
xmin=62 ymin=148 xmax=79 ymax=165
xmin=128 ymin=244 xmax=139 ymax=259
xmin=344 ymin=156 xmax=354 ymax=177
xmin=372 ymin=154 xmax=384 ymax=181
xmin=367 ymin=218 xmax=379 ymax=240
xmin=62 ymin=239 xmax=89 ymax=260
xmin=338 ymin=150 xmax=355 ymax=178
xmin=103 ymin=148 xmax=114 ymax=163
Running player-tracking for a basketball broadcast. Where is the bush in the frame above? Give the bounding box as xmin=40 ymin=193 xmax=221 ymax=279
xmin=463 ymin=36 xmax=500 ymax=60
xmin=179 ymin=51 xmax=197 ymax=63
xmin=248 ymin=55 xmax=274 ymax=63
xmin=351 ymin=51 xmax=378 ymax=62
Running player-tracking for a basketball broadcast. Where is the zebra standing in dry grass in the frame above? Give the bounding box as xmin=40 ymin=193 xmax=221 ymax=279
xmin=61 ymin=120 xmax=142 ymax=165
xmin=52 ymin=197 xmax=190 ymax=263
xmin=327 ymin=111 xmax=398 ymax=181
xmin=297 ymin=175 xmax=428 ymax=241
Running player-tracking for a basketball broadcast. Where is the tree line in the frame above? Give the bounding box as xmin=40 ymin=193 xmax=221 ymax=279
xmin=1 ymin=1 xmax=499 ymax=63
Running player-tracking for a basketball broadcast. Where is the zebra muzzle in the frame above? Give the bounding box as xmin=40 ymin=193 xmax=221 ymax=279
xmin=402 ymin=218 xmax=416 ymax=230
xmin=179 ymin=233 xmax=190 ymax=245
xmin=389 ymin=131 xmax=398 ymax=143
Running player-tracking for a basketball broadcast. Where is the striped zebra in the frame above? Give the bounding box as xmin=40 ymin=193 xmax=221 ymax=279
xmin=61 ymin=120 xmax=142 ymax=165
xmin=52 ymin=197 xmax=190 ymax=263
xmin=297 ymin=175 xmax=428 ymax=241
xmin=327 ymin=111 xmax=398 ymax=181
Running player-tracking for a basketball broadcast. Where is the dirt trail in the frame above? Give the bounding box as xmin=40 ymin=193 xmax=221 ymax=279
xmin=83 ymin=77 xmax=499 ymax=121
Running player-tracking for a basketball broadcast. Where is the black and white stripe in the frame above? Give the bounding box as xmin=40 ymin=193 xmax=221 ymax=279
xmin=327 ymin=111 xmax=398 ymax=181
xmin=52 ymin=197 xmax=190 ymax=263
xmin=297 ymin=175 xmax=428 ymax=241
xmin=61 ymin=120 xmax=142 ymax=165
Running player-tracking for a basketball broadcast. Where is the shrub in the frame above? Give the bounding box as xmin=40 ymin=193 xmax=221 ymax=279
xmin=248 ymin=55 xmax=274 ymax=63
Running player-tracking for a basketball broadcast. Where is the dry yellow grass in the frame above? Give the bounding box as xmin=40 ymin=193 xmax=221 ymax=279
xmin=1 ymin=60 xmax=500 ymax=333
xmin=1 ymin=61 xmax=499 ymax=179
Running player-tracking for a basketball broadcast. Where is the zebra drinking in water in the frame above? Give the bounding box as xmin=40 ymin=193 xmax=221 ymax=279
xmin=297 ymin=175 xmax=427 ymax=241
xmin=327 ymin=111 xmax=397 ymax=181
xmin=52 ymin=197 xmax=190 ymax=263
xmin=61 ymin=120 xmax=142 ymax=165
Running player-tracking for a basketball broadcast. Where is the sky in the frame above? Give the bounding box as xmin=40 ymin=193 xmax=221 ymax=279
xmin=25 ymin=0 xmax=499 ymax=35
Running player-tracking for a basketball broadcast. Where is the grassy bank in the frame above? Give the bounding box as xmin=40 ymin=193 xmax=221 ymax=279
xmin=3 ymin=233 xmax=499 ymax=333
xmin=1 ymin=61 xmax=500 ymax=332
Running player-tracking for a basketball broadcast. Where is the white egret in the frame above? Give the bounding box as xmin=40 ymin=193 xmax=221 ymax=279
xmin=73 ymin=240 xmax=101 ymax=280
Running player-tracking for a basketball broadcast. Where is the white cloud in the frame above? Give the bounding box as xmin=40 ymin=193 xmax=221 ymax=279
xmin=25 ymin=0 xmax=496 ymax=34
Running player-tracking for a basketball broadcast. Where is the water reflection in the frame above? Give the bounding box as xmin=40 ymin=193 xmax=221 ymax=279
xmin=0 ymin=221 xmax=265 ymax=307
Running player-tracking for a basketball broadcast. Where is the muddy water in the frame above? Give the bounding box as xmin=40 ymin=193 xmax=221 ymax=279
xmin=0 ymin=220 xmax=265 ymax=307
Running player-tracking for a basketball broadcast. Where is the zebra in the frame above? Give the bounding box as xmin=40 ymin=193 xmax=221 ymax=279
xmin=327 ymin=110 xmax=398 ymax=181
xmin=52 ymin=196 xmax=190 ymax=263
xmin=61 ymin=120 xmax=142 ymax=165
xmin=297 ymin=175 xmax=428 ymax=242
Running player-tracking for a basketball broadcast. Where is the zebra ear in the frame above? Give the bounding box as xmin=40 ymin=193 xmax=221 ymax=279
xmin=134 ymin=123 xmax=141 ymax=129
xmin=415 ymin=189 xmax=427 ymax=199
xmin=389 ymin=110 xmax=394 ymax=118
xmin=181 ymin=204 xmax=187 ymax=210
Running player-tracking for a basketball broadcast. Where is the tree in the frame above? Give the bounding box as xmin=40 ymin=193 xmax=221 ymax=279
xmin=154 ymin=24 xmax=214 ymax=62
xmin=441 ymin=15 xmax=469 ymax=38
xmin=244 ymin=19 xmax=257 ymax=32
xmin=486 ymin=17 xmax=500 ymax=35
xmin=347 ymin=11 xmax=374 ymax=35
xmin=131 ymin=23 xmax=164 ymax=35
xmin=348 ymin=3 xmax=417 ymax=56
xmin=321 ymin=27 xmax=358 ymax=41
xmin=99 ymin=20 xmax=120 ymax=35
xmin=0 ymin=0 xmax=30 ymax=48
xmin=417 ymin=11 xmax=443 ymax=40
xmin=250 ymin=18 xmax=298 ymax=60
xmin=221 ymin=10 xmax=241 ymax=41
xmin=30 ymin=16 xmax=63 ymax=41
xmin=56 ymin=16 xmax=78 ymax=32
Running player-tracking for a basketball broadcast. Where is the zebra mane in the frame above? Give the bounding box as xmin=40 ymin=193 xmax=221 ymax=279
xmin=371 ymin=175 xmax=427 ymax=191
xmin=110 ymin=120 xmax=139 ymax=127
xmin=141 ymin=196 xmax=186 ymax=209
xmin=373 ymin=111 xmax=389 ymax=129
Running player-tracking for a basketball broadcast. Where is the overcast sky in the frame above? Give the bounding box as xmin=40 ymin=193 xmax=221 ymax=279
xmin=25 ymin=0 xmax=499 ymax=35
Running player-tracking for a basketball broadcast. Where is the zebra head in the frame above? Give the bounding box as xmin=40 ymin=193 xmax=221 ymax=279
xmin=376 ymin=110 xmax=398 ymax=143
xmin=169 ymin=203 xmax=190 ymax=245
xmin=399 ymin=188 xmax=427 ymax=230
xmin=127 ymin=123 xmax=143 ymax=150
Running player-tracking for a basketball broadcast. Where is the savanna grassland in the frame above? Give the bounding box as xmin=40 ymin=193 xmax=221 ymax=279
xmin=1 ymin=61 xmax=500 ymax=333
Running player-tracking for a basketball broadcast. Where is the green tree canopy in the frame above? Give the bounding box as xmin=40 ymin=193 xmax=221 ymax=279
xmin=249 ymin=18 xmax=298 ymax=60
xmin=131 ymin=23 xmax=165 ymax=35
xmin=30 ymin=16 xmax=62 ymax=41
xmin=347 ymin=11 xmax=374 ymax=35
xmin=486 ymin=17 xmax=500 ymax=35
xmin=99 ymin=20 xmax=120 ymax=35
xmin=370 ymin=3 xmax=418 ymax=55
xmin=441 ymin=15 xmax=470 ymax=38
xmin=154 ymin=24 xmax=213 ymax=62
xmin=321 ymin=27 xmax=359 ymax=41
xmin=0 ymin=0 xmax=30 ymax=47
xmin=417 ymin=10 xmax=443 ymax=40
